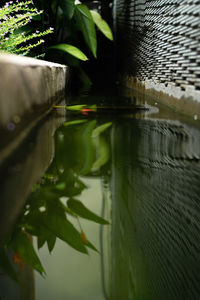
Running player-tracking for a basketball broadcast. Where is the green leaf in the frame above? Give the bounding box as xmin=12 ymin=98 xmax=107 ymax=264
xmin=59 ymin=0 xmax=75 ymax=19
xmin=80 ymin=231 xmax=98 ymax=252
xmin=75 ymin=5 xmax=97 ymax=57
xmin=85 ymin=240 xmax=99 ymax=253
xmin=37 ymin=226 xmax=56 ymax=253
xmin=43 ymin=212 xmax=88 ymax=254
xmin=56 ymin=182 xmax=66 ymax=190
xmin=10 ymin=231 xmax=45 ymax=275
xmin=78 ymin=120 xmax=97 ymax=175
xmin=91 ymin=135 xmax=110 ymax=172
xmin=49 ymin=44 xmax=88 ymax=61
xmin=90 ymin=10 xmax=113 ymax=41
xmin=66 ymin=104 xmax=86 ymax=111
xmin=63 ymin=119 xmax=87 ymax=126
xmin=67 ymin=199 xmax=109 ymax=224
xmin=37 ymin=235 xmax=46 ymax=249
xmin=0 ymin=247 xmax=18 ymax=282
xmin=92 ymin=122 xmax=112 ymax=138
xmin=47 ymin=233 xmax=56 ymax=253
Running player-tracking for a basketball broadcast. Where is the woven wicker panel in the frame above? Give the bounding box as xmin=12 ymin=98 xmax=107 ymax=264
xmin=115 ymin=0 xmax=200 ymax=92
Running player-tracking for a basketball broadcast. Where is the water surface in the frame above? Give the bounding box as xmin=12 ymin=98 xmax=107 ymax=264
xmin=0 ymin=88 xmax=200 ymax=300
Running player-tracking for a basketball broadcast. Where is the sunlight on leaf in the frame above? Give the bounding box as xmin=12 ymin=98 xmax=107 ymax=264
xmin=49 ymin=44 xmax=88 ymax=61
xmin=90 ymin=10 xmax=113 ymax=41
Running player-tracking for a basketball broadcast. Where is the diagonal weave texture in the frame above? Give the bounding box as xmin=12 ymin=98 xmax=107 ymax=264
xmin=115 ymin=0 xmax=200 ymax=97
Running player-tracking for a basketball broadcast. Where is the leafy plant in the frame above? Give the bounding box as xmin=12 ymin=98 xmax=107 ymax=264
xmin=30 ymin=0 xmax=113 ymax=78
xmin=0 ymin=1 xmax=53 ymax=55
xmin=0 ymin=0 xmax=113 ymax=85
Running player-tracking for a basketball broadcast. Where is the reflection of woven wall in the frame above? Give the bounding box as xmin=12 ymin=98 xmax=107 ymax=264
xmin=115 ymin=0 xmax=200 ymax=96
xmin=109 ymin=119 xmax=200 ymax=300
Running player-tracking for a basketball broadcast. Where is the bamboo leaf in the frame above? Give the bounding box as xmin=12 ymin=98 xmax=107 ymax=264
xmin=90 ymin=10 xmax=113 ymax=41
xmin=68 ymin=199 xmax=109 ymax=224
xmin=49 ymin=44 xmax=88 ymax=61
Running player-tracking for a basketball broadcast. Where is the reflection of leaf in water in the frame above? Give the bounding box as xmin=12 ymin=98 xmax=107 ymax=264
xmin=2 ymin=119 xmax=112 ymax=282
xmin=47 ymin=232 xmax=57 ymax=253
xmin=43 ymin=212 xmax=88 ymax=254
xmin=92 ymin=122 xmax=112 ymax=138
xmin=36 ymin=226 xmax=56 ymax=253
xmin=0 ymin=247 xmax=18 ymax=282
xmin=92 ymin=135 xmax=110 ymax=172
xmin=68 ymin=199 xmax=109 ymax=224
xmin=63 ymin=119 xmax=87 ymax=127
xmin=55 ymin=182 xmax=66 ymax=190
xmin=13 ymin=252 xmax=23 ymax=270
xmin=66 ymin=104 xmax=86 ymax=111
xmin=37 ymin=234 xmax=46 ymax=250
xmin=9 ymin=231 xmax=45 ymax=276
xmin=78 ymin=120 xmax=97 ymax=175
xmin=80 ymin=231 xmax=99 ymax=253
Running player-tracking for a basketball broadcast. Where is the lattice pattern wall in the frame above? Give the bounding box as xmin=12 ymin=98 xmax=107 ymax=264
xmin=114 ymin=0 xmax=200 ymax=99
xmin=108 ymin=118 xmax=200 ymax=299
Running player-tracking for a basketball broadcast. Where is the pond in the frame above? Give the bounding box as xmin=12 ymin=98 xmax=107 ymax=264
xmin=0 ymin=87 xmax=200 ymax=300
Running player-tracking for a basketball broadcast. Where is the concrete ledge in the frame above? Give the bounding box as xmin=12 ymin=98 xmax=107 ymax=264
xmin=0 ymin=53 xmax=68 ymax=127
xmin=122 ymin=75 xmax=200 ymax=120
xmin=0 ymin=104 xmax=66 ymax=246
xmin=0 ymin=53 xmax=68 ymax=162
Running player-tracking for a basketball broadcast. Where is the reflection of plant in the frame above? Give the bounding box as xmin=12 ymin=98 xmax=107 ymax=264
xmin=0 ymin=120 xmax=112 ymax=282
xmin=0 ymin=1 xmax=53 ymax=55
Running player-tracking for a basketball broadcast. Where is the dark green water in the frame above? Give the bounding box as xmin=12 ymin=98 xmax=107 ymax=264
xmin=0 ymin=88 xmax=200 ymax=300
